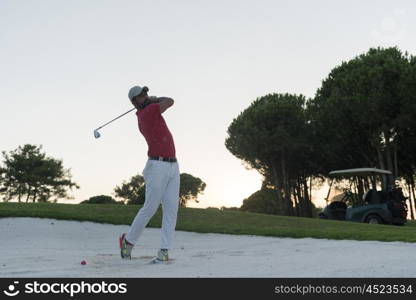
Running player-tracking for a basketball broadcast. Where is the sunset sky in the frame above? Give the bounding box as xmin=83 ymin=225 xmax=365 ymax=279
xmin=1 ymin=0 xmax=415 ymax=208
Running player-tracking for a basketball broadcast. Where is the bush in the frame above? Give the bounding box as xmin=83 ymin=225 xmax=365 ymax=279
xmin=80 ymin=195 xmax=123 ymax=205
xmin=240 ymin=188 xmax=282 ymax=215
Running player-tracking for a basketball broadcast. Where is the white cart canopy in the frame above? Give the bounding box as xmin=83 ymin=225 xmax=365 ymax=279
xmin=329 ymin=168 xmax=392 ymax=177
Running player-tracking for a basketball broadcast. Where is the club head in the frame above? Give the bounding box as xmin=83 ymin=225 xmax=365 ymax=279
xmin=93 ymin=129 xmax=101 ymax=139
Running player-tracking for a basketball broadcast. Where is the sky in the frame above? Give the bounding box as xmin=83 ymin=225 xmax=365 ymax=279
xmin=1 ymin=0 xmax=415 ymax=209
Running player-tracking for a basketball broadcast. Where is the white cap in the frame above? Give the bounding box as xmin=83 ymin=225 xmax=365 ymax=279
xmin=128 ymin=86 xmax=149 ymax=101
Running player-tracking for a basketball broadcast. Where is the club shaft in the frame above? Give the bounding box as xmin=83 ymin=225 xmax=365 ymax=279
xmin=96 ymin=108 xmax=136 ymax=130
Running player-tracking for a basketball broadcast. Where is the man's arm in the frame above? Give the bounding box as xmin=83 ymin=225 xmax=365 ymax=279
xmin=157 ymin=97 xmax=174 ymax=113
xmin=147 ymin=96 xmax=174 ymax=113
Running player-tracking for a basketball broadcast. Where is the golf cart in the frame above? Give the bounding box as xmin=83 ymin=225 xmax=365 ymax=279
xmin=318 ymin=168 xmax=408 ymax=225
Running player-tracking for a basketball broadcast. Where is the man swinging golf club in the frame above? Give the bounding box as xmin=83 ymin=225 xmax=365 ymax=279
xmin=119 ymin=85 xmax=180 ymax=262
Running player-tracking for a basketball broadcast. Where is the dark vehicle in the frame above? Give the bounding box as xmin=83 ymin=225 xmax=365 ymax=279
xmin=319 ymin=168 xmax=408 ymax=225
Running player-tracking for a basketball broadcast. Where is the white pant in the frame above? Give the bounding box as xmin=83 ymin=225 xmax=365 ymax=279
xmin=126 ymin=159 xmax=180 ymax=249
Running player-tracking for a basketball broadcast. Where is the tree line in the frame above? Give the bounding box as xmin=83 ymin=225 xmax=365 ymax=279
xmin=226 ymin=47 xmax=416 ymax=219
xmin=0 ymin=144 xmax=206 ymax=207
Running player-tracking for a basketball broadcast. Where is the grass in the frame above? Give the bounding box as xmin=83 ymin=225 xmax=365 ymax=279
xmin=0 ymin=202 xmax=415 ymax=243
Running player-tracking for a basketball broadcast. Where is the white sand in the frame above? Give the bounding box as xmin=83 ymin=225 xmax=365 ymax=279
xmin=0 ymin=217 xmax=415 ymax=277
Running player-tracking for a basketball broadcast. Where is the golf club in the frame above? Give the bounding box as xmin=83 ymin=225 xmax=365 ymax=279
xmin=93 ymin=107 xmax=136 ymax=139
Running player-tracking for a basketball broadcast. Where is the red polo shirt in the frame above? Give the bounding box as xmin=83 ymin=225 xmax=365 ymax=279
xmin=136 ymin=103 xmax=176 ymax=158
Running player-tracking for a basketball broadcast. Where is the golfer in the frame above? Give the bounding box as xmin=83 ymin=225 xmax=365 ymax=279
xmin=119 ymin=85 xmax=180 ymax=262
